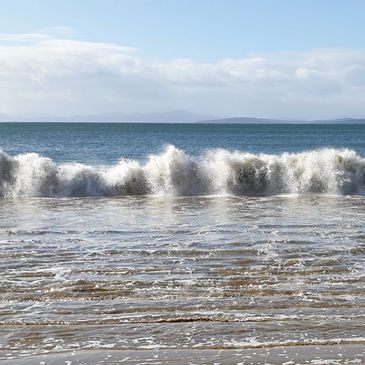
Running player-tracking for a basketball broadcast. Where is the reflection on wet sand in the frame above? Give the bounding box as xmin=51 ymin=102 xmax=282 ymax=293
xmin=0 ymin=195 xmax=364 ymax=361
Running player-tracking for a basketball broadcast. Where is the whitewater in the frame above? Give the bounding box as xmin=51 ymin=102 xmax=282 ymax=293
xmin=1 ymin=145 xmax=365 ymax=197
xmin=1 ymin=123 xmax=364 ymax=362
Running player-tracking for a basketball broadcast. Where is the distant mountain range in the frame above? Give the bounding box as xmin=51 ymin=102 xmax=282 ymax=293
xmin=1 ymin=111 xmax=365 ymax=124
xmin=0 ymin=110 xmax=217 ymax=123
xmin=197 ymin=116 xmax=365 ymax=124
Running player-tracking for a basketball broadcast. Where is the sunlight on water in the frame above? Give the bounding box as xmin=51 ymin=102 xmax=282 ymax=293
xmin=0 ymin=195 xmax=364 ymax=357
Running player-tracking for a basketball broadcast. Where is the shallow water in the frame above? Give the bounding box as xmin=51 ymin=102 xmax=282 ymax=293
xmin=1 ymin=195 xmax=364 ymax=357
xmin=0 ymin=123 xmax=364 ymax=360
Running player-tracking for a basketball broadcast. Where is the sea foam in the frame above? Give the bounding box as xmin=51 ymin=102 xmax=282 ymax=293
xmin=0 ymin=145 xmax=364 ymax=197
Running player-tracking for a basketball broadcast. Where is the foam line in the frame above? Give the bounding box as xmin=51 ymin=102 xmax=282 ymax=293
xmin=0 ymin=145 xmax=364 ymax=197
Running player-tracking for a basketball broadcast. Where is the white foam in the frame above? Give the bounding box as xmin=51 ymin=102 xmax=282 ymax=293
xmin=0 ymin=145 xmax=364 ymax=197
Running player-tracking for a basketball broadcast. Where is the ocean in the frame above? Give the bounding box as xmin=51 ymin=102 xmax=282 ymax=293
xmin=0 ymin=123 xmax=364 ymax=362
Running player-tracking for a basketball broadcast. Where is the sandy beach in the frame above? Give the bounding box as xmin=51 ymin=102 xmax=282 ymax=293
xmin=2 ymin=344 xmax=364 ymax=364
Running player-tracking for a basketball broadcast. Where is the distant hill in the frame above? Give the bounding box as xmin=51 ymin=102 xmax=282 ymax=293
xmin=1 ymin=111 xmax=365 ymax=124
xmin=197 ymin=117 xmax=287 ymax=124
xmin=314 ymin=118 xmax=365 ymax=124
xmin=0 ymin=110 xmax=218 ymax=123
xmin=0 ymin=113 xmax=13 ymax=122
xmin=197 ymin=117 xmax=365 ymax=124
xmin=43 ymin=110 xmax=218 ymax=123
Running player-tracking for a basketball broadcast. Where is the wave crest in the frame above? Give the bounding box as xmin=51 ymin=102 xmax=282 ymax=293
xmin=0 ymin=145 xmax=364 ymax=197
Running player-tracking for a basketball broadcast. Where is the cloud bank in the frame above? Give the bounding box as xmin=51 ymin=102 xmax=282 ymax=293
xmin=1 ymin=31 xmax=365 ymax=119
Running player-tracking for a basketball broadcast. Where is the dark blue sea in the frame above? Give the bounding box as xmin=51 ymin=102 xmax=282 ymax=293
xmin=0 ymin=122 xmax=364 ymax=164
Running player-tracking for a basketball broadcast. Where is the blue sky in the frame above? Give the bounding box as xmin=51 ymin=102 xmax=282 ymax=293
xmin=1 ymin=0 xmax=365 ymax=118
xmin=2 ymin=0 xmax=365 ymax=60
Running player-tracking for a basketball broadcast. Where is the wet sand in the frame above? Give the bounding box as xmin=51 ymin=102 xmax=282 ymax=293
xmin=2 ymin=344 xmax=364 ymax=364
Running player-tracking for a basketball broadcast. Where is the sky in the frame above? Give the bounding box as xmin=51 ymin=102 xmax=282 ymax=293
xmin=1 ymin=0 xmax=365 ymax=119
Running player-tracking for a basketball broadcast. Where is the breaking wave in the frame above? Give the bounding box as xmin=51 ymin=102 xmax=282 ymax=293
xmin=0 ymin=145 xmax=365 ymax=197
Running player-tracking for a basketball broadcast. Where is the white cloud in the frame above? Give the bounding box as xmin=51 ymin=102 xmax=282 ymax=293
xmin=1 ymin=32 xmax=365 ymax=118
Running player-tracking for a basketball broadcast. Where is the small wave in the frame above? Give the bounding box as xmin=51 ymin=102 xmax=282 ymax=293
xmin=0 ymin=145 xmax=365 ymax=197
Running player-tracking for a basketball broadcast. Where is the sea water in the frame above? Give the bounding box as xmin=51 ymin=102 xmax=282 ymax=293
xmin=0 ymin=123 xmax=364 ymax=359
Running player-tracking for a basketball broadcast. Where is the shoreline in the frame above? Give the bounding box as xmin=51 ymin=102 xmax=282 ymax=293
xmin=2 ymin=344 xmax=364 ymax=364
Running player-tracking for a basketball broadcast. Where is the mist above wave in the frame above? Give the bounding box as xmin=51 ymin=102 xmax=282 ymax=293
xmin=0 ymin=145 xmax=364 ymax=197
